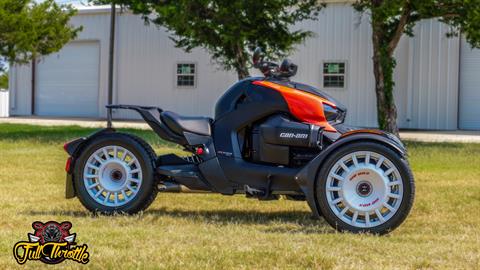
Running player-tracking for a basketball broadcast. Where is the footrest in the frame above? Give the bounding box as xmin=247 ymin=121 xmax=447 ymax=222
xmin=157 ymin=164 xmax=200 ymax=178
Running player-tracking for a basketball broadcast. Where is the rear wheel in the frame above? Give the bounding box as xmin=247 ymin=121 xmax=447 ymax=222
xmin=74 ymin=133 xmax=157 ymax=214
xmin=316 ymin=141 xmax=414 ymax=234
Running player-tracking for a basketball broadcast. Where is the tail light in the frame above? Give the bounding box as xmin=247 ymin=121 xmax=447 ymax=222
xmin=65 ymin=157 xmax=72 ymax=173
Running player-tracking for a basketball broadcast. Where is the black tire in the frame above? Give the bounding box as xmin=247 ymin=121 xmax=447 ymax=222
xmin=74 ymin=132 xmax=158 ymax=214
xmin=316 ymin=141 xmax=415 ymax=234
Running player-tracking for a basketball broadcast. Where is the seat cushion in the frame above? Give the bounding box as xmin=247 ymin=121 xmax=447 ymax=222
xmin=160 ymin=111 xmax=212 ymax=136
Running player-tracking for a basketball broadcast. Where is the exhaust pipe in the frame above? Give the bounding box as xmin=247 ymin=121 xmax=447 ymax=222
xmin=157 ymin=182 xmax=211 ymax=193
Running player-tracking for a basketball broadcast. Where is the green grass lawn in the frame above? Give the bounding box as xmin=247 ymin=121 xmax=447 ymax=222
xmin=0 ymin=123 xmax=479 ymax=269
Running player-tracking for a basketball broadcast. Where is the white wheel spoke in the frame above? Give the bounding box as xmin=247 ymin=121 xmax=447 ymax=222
xmin=340 ymin=162 xmax=350 ymax=173
xmin=104 ymin=192 xmax=111 ymax=203
xmin=388 ymin=193 xmax=401 ymax=199
xmin=388 ymin=180 xmax=401 ymax=186
xmin=383 ymin=202 xmax=395 ymax=212
xmin=85 ymin=174 xmax=97 ymax=178
xmin=129 ymin=178 xmax=140 ymax=183
xmin=130 ymin=168 xmax=140 ymax=174
xmin=87 ymin=164 xmax=100 ymax=171
xmin=120 ymin=150 xmax=127 ymax=161
xmin=95 ymin=188 xmax=104 ymax=198
xmin=331 ymin=197 xmax=342 ymax=204
xmin=330 ymin=173 xmax=344 ymax=181
xmin=352 ymin=211 xmax=359 ymax=225
xmin=375 ymin=209 xmax=385 ymax=222
xmin=113 ymin=146 xmax=118 ymax=159
xmin=114 ymin=193 xmax=118 ymax=204
xmin=340 ymin=206 xmax=350 ymax=216
xmin=365 ymin=212 xmax=370 ymax=227
xmin=327 ymin=186 xmax=341 ymax=192
xmin=376 ymin=157 xmax=385 ymax=169
xmin=88 ymin=182 xmax=99 ymax=189
xmin=384 ymin=167 xmax=394 ymax=176
xmin=365 ymin=152 xmax=370 ymax=165
xmin=93 ymin=155 xmax=104 ymax=165
xmin=352 ymin=154 xmax=359 ymax=168
xmin=102 ymin=148 xmax=110 ymax=160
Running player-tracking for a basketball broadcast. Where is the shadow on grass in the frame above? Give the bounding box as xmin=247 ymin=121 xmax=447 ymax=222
xmin=26 ymin=208 xmax=334 ymax=234
xmin=27 ymin=210 xmax=94 ymax=217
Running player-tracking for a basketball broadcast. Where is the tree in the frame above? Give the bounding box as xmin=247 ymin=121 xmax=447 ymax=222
xmin=353 ymin=1 xmax=480 ymax=135
xmin=0 ymin=71 xmax=7 ymax=90
xmin=96 ymin=0 xmax=322 ymax=80
xmin=0 ymin=0 xmax=81 ymax=71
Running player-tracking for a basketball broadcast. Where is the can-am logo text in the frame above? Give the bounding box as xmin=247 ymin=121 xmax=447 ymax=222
xmin=279 ymin=133 xmax=308 ymax=139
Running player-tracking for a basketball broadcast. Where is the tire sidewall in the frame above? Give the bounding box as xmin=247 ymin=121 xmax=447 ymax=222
xmin=74 ymin=133 xmax=156 ymax=214
xmin=316 ymin=141 xmax=415 ymax=234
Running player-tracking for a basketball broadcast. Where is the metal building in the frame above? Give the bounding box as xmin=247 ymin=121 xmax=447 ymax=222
xmin=8 ymin=3 xmax=480 ymax=130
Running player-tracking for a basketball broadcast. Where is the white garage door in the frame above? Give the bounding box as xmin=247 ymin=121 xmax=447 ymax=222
xmin=459 ymin=38 xmax=480 ymax=130
xmin=35 ymin=42 xmax=99 ymax=117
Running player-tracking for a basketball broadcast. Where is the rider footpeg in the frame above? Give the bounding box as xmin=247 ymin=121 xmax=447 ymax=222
xmin=244 ymin=185 xmax=279 ymax=201
xmin=244 ymin=185 xmax=265 ymax=197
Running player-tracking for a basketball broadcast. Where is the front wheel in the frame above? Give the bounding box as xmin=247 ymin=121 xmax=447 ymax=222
xmin=74 ymin=133 xmax=158 ymax=214
xmin=316 ymin=141 xmax=414 ymax=234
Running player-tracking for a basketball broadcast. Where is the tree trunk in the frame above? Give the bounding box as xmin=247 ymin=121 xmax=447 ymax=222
xmin=372 ymin=32 xmax=400 ymax=136
xmin=234 ymin=44 xmax=250 ymax=80
xmin=235 ymin=65 xmax=250 ymax=80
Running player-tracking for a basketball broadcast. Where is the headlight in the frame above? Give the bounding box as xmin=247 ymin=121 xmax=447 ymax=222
xmin=323 ymin=103 xmax=346 ymax=124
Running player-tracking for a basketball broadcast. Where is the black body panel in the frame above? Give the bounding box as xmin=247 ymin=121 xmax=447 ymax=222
xmin=251 ymin=115 xmax=314 ymax=166
xmin=212 ymin=78 xmax=304 ymax=192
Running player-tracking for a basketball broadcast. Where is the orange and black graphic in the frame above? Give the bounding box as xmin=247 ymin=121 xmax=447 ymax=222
xmin=13 ymin=221 xmax=90 ymax=265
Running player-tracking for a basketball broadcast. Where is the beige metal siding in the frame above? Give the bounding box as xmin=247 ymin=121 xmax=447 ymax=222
xmin=0 ymin=91 xmax=8 ymax=117
xmin=459 ymin=38 xmax=480 ymax=130
xmin=404 ymin=20 xmax=460 ymax=130
xmin=9 ymin=64 xmax=32 ymax=115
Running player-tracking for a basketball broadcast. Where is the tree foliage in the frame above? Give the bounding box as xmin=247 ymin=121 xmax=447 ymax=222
xmin=0 ymin=0 xmax=81 ymax=71
xmin=96 ymin=0 xmax=322 ymax=79
xmin=353 ymin=0 xmax=480 ymax=134
xmin=0 ymin=71 xmax=7 ymax=90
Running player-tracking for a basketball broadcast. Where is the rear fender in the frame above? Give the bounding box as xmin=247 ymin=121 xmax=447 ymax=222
xmin=64 ymin=128 xmax=116 ymax=198
xmin=295 ymin=130 xmax=407 ymax=217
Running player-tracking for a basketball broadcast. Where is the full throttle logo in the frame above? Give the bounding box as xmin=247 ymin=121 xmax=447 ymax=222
xmin=13 ymin=221 xmax=90 ymax=265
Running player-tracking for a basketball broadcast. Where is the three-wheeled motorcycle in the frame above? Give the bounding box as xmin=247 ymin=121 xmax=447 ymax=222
xmin=64 ymin=49 xmax=414 ymax=234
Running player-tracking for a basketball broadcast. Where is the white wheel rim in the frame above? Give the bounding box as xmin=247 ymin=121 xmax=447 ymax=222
xmin=83 ymin=145 xmax=143 ymax=207
xmin=325 ymin=151 xmax=403 ymax=228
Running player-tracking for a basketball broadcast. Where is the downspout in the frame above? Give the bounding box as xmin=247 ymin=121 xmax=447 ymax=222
xmin=107 ymin=3 xmax=116 ymax=127
xmin=457 ymin=33 xmax=462 ymax=130
xmin=9 ymin=65 xmax=16 ymax=111
xmin=31 ymin=58 xmax=36 ymax=115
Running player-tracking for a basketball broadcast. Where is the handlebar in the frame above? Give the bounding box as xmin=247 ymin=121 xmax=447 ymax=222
xmin=252 ymin=48 xmax=297 ymax=79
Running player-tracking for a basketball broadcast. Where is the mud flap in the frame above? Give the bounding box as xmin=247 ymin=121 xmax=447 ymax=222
xmin=65 ymin=173 xmax=75 ymax=199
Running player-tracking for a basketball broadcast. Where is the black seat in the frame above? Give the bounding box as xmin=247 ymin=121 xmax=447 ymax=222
xmin=160 ymin=111 xmax=212 ymax=136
